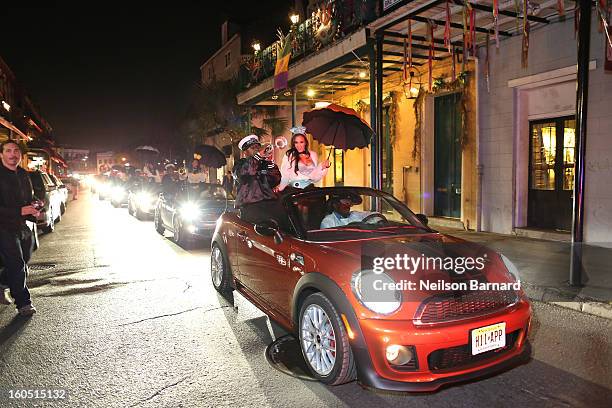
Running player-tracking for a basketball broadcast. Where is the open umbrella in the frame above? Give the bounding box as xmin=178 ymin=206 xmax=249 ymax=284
xmin=135 ymin=145 xmax=160 ymax=154
xmin=302 ymin=104 xmax=375 ymax=150
xmin=194 ymin=145 xmax=226 ymax=168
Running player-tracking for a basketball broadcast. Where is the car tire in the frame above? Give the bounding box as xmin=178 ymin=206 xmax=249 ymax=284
xmin=55 ymin=206 xmax=62 ymax=223
xmin=154 ymin=206 xmax=165 ymax=235
xmin=135 ymin=208 xmax=144 ymax=220
xmin=42 ymin=214 xmax=55 ymax=233
xmin=173 ymin=217 xmax=187 ymax=247
xmin=211 ymin=244 xmax=232 ymax=294
xmin=299 ymin=292 xmax=356 ymax=385
xmin=60 ymin=202 xmax=66 ymax=215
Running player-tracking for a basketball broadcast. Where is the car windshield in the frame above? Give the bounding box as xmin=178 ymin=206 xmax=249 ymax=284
xmin=181 ymin=183 xmax=226 ymax=201
xmin=288 ymin=188 xmax=429 ymax=242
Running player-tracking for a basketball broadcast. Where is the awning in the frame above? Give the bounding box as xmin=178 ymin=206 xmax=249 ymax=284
xmin=368 ymin=0 xmax=571 ymax=70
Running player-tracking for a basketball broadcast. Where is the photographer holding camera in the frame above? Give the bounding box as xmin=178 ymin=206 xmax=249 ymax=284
xmin=0 ymin=140 xmax=39 ymax=316
xmin=232 ymin=135 xmax=285 ymax=227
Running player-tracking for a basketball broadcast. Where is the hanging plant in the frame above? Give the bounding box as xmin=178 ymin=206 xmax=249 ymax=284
xmin=432 ymin=71 xmax=468 ymax=93
xmin=412 ymin=87 xmax=426 ymax=160
xmin=354 ymin=99 xmax=369 ymax=114
xmin=383 ymin=92 xmax=398 ymax=147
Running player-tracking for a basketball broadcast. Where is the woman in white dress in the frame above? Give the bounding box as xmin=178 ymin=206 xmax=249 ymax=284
xmin=275 ymin=127 xmax=330 ymax=193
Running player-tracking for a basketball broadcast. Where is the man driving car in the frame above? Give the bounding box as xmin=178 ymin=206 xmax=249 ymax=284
xmin=320 ymin=194 xmax=372 ymax=229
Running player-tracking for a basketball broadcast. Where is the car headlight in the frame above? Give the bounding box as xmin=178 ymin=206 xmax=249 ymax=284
xmin=351 ymin=270 xmax=402 ymax=315
xmin=179 ymin=202 xmax=200 ymax=221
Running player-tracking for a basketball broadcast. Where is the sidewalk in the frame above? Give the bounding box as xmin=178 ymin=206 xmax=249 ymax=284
xmin=435 ymin=227 xmax=612 ymax=320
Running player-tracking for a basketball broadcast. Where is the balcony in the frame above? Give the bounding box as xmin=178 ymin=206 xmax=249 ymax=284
xmin=240 ymin=0 xmax=378 ymax=91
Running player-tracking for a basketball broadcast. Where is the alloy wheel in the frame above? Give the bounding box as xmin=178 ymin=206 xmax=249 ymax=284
xmin=301 ymin=304 xmax=337 ymax=376
xmin=211 ymin=246 xmax=223 ymax=288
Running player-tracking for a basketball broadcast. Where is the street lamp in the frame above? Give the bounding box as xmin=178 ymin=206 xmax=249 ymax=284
xmin=290 ymin=13 xmax=300 ymax=25
xmin=306 ymin=88 xmax=316 ymax=98
xmin=252 ymin=41 xmax=261 ymax=53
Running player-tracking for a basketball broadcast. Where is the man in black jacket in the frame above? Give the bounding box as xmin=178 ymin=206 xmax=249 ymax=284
xmin=233 ymin=135 xmax=285 ymax=228
xmin=0 ymin=140 xmax=40 ymax=316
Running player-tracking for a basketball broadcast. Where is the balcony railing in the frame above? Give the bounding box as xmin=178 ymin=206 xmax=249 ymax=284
xmin=240 ymin=0 xmax=378 ymax=91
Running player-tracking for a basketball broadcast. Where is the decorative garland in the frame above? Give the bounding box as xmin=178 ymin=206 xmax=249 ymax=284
xmin=412 ymin=88 xmax=426 ymax=160
xmin=353 ymin=92 xmax=397 ymax=146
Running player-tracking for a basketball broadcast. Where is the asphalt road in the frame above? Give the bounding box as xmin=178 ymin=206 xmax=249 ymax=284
xmin=0 ymin=191 xmax=610 ymax=408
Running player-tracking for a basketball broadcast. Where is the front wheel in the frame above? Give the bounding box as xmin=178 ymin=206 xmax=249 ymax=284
xmin=299 ymin=292 xmax=356 ymax=385
xmin=211 ymin=244 xmax=232 ymax=294
xmin=154 ymin=206 xmax=165 ymax=235
xmin=42 ymin=214 xmax=55 ymax=233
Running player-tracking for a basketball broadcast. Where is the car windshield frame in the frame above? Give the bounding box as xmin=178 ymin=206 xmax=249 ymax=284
xmin=179 ymin=182 xmax=227 ymax=203
xmin=281 ymin=187 xmax=432 ymax=242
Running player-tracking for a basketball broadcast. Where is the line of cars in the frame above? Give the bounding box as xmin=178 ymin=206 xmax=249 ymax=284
xmin=96 ymin=173 xmax=532 ymax=393
xmin=94 ymin=174 xmax=233 ymax=247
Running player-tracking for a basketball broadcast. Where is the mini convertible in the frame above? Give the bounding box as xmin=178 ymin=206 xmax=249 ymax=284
xmin=210 ymin=187 xmax=531 ymax=392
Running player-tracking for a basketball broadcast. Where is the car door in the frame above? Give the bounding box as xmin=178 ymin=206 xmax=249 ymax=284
xmin=160 ymin=190 xmax=175 ymax=227
xmin=41 ymin=173 xmax=59 ymax=218
xmin=237 ymin=221 xmax=293 ymax=316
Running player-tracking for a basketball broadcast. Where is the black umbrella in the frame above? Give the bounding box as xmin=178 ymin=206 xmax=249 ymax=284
xmin=302 ymin=104 xmax=374 ymax=150
xmin=194 ymin=145 xmax=227 ymax=168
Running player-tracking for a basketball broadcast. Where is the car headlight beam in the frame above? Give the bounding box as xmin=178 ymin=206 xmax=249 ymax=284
xmin=179 ymin=202 xmax=200 ymax=221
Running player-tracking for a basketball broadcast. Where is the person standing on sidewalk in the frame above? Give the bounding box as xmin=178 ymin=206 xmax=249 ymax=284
xmin=0 ymin=140 xmax=39 ymax=316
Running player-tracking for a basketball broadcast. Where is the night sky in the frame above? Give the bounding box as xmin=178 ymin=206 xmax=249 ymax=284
xmin=1 ymin=2 xmax=291 ymax=151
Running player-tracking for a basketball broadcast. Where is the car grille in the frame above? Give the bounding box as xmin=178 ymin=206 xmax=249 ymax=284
xmin=414 ymin=290 xmax=519 ymax=325
xmin=427 ymin=330 xmax=520 ymax=372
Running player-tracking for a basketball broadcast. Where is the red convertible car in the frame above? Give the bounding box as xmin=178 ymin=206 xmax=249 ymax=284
xmin=211 ymin=187 xmax=531 ymax=392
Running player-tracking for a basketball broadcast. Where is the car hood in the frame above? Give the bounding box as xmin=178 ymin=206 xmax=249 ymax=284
xmin=309 ymin=233 xmax=519 ymax=319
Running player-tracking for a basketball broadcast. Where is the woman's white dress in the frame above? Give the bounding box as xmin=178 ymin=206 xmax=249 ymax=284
xmin=278 ymin=150 xmax=328 ymax=191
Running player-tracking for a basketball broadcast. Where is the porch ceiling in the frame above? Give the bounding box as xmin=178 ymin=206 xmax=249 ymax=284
xmin=373 ymin=0 xmax=576 ymax=67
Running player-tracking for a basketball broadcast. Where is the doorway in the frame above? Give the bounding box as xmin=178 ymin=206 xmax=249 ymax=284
xmin=528 ymin=116 xmax=576 ymax=231
xmin=434 ymin=92 xmax=462 ymax=218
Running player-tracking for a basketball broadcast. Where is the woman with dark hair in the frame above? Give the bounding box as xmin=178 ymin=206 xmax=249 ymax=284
xmin=276 ymin=127 xmax=330 ymax=193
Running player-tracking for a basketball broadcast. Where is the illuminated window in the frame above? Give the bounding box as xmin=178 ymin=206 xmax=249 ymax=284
xmin=531 ymin=123 xmax=556 ymax=190
xmin=563 ymin=119 xmax=576 ymax=191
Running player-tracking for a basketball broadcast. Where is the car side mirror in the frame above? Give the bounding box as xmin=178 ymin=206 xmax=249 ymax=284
xmin=254 ymin=221 xmax=284 ymax=244
xmin=416 ymin=213 xmax=429 ymax=226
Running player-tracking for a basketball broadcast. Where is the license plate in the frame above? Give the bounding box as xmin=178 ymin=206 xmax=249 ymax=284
xmin=471 ymin=322 xmax=506 ymax=355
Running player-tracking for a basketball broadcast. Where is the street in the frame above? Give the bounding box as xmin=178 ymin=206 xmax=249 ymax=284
xmin=0 ymin=191 xmax=610 ymax=408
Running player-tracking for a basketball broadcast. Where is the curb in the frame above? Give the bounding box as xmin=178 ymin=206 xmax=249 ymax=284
xmin=523 ymin=282 xmax=612 ymax=320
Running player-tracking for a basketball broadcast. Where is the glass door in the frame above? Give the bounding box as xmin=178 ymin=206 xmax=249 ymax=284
xmin=528 ymin=117 xmax=575 ymax=230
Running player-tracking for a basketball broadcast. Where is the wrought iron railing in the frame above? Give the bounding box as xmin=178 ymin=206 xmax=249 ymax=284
xmin=239 ymin=0 xmax=378 ymax=91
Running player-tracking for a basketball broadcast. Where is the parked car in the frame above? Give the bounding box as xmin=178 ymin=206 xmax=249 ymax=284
xmin=210 ymin=187 xmax=531 ymax=392
xmin=49 ymin=173 xmax=68 ymax=214
xmin=28 ymin=170 xmax=62 ymax=233
xmin=127 ymin=178 xmax=161 ymax=220
xmin=154 ymin=182 xmax=234 ymax=247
